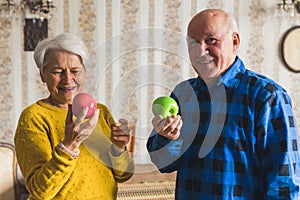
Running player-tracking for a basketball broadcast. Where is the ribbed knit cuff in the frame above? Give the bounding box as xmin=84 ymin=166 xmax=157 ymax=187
xmin=58 ymin=142 xmax=80 ymax=159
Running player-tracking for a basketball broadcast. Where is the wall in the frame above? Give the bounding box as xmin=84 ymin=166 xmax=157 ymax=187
xmin=0 ymin=0 xmax=299 ymax=164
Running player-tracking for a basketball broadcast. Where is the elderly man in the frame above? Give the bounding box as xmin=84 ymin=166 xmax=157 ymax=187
xmin=147 ymin=9 xmax=300 ymax=199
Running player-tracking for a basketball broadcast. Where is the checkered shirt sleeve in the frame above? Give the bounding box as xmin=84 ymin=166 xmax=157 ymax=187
xmin=147 ymin=57 xmax=300 ymax=199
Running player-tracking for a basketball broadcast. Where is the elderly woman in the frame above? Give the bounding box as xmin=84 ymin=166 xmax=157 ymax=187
xmin=14 ymin=33 xmax=134 ymax=200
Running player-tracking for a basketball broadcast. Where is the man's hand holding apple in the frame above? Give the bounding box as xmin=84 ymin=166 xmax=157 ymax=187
xmin=151 ymin=96 xmax=183 ymax=140
xmin=152 ymin=115 xmax=182 ymax=140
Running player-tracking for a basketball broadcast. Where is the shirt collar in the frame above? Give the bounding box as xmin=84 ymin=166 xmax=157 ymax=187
xmin=220 ymin=56 xmax=246 ymax=90
xmin=195 ymin=56 xmax=245 ymax=90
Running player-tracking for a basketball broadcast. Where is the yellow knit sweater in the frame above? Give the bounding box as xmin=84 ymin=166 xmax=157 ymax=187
xmin=14 ymin=100 xmax=134 ymax=200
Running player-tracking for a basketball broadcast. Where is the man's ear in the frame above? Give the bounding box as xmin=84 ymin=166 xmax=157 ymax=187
xmin=232 ymin=32 xmax=240 ymax=52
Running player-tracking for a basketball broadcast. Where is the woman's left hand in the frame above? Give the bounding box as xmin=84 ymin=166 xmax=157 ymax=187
xmin=110 ymin=119 xmax=130 ymax=150
xmin=62 ymin=104 xmax=99 ymax=152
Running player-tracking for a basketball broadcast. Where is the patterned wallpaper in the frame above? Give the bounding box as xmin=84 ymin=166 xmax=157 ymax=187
xmin=0 ymin=19 xmax=13 ymax=142
xmin=0 ymin=0 xmax=299 ymax=164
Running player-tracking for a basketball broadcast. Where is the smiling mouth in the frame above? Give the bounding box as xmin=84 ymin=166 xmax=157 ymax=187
xmin=59 ymin=86 xmax=77 ymax=92
xmin=199 ymin=60 xmax=214 ymax=64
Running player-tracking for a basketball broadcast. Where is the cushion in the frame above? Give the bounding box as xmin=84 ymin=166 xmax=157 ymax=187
xmin=0 ymin=142 xmax=16 ymax=200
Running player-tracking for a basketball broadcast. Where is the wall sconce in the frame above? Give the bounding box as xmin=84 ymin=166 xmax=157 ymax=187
xmin=277 ymin=0 xmax=300 ymax=17
xmin=0 ymin=0 xmax=18 ymax=19
xmin=0 ymin=0 xmax=56 ymax=51
xmin=21 ymin=0 xmax=56 ymax=20
xmin=0 ymin=0 xmax=56 ymax=20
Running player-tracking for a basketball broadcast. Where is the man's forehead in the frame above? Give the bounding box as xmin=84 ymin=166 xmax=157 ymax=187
xmin=188 ymin=23 xmax=226 ymax=39
xmin=187 ymin=13 xmax=229 ymax=38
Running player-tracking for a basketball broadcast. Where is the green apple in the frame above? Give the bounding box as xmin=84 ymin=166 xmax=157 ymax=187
xmin=152 ymin=96 xmax=179 ymax=118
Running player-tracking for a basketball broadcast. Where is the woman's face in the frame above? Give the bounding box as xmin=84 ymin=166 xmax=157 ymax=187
xmin=40 ymin=50 xmax=86 ymax=109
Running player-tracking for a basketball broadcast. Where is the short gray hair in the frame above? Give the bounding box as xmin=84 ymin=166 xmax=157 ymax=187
xmin=227 ymin=13 xmax=238 ymax=33
xmin=34 ymin=33 xmax=89 ymax=72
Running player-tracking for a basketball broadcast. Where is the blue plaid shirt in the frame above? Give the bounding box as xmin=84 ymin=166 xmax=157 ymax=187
xmin=147 ymin=57 xmax=300 ymax=199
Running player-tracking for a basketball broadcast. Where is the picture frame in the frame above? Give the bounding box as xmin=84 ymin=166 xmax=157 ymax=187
xmin=24 ymin=18 xmax=48 ymax=51
xmin=281 ymin=26 xmax=300 ymax=73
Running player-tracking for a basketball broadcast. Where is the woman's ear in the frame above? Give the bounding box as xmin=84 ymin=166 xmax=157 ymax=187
xmin=40 ymin=71 xmax=45 ymax=82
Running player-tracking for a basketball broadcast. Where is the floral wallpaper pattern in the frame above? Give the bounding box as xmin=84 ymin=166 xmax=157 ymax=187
xmin=1 ymin=0 xmax=299 ymax=163
xmin=0 ymin=19 xmax=13 ymax=142
xmin=79 ymin=0 xmax=97 ymax=93
xmin=248 ymin=1 xmax=267 ymax=74
xmin=119 ymin=0 xmax=140 ymax=123
xmin=63 ymin=0 xmax=70 ymax=32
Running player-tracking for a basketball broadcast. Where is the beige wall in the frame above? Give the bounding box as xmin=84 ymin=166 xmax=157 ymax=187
xmin=1 ymin=0 xmax=299 ymax=164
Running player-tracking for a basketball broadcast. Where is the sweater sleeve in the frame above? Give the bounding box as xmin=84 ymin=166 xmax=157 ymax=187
xmin=14 ymin=106 xmax=77 ymax=200
xmin=96 ymin=104 xmax=135 ymax=183
xmin=109 ymin=150 xmax=134 ymax=183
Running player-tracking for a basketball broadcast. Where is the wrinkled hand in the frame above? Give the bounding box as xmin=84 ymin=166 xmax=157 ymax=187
xmin=152 ymin=115 xmax=182 ymax=140
xmin=62 ymin=104 xmax=100 ymax=152
xmin=110 ymin=119 xmax=130 ymax=150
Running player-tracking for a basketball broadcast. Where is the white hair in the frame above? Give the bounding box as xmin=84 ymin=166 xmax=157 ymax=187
xmin=227 ymin=13 xmax=239 ymax=33
xmin=34 ymin=33 xmax=89 ymax=72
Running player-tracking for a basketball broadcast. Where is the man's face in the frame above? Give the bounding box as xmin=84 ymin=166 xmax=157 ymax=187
xmin=187 ymin=11 xmax=239 ymax=83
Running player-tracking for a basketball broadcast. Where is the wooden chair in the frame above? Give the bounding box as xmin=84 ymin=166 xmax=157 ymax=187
xmin=0 ymin=142 xmax=28 ymax=200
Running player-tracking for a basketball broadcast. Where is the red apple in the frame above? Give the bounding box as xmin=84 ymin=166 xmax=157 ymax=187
xmin=72 ymin=93 xmax=97 ymax=119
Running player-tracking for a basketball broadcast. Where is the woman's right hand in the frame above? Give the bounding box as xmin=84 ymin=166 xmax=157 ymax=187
xmin=62 ymin=104 xmax=100 ymax=153
xmin=152 ymin=115 xmax=182 ymax=140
